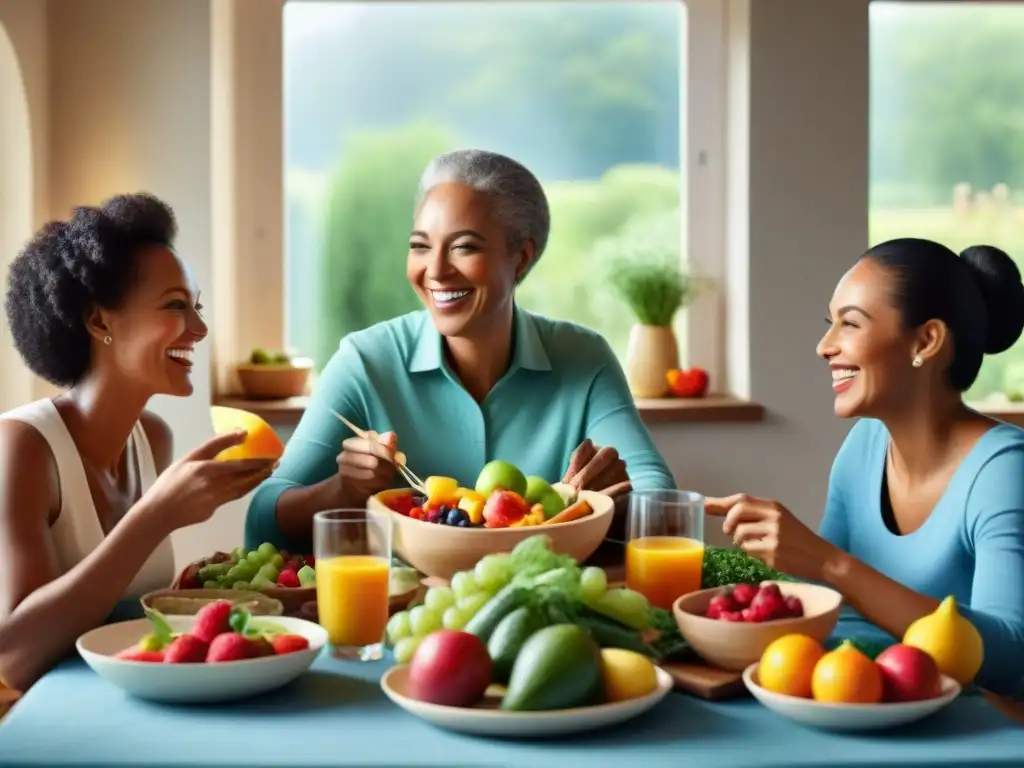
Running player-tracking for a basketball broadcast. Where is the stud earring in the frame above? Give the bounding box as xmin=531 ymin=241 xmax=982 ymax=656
xmin=103 ymin=335 xmax=113 ymax=346
xmin=912 ymin=354 xmax=923 ymax=368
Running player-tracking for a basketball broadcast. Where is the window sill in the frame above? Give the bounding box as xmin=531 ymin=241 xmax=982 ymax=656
xmin=213 ymin=394 xmax=765 ymax=429
xmin=974 ymin=402 xmax=1024 ymax=428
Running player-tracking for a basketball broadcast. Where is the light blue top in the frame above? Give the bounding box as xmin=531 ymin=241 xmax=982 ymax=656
xmin=821 ymin=417 xmax=1024 ymax=696
xmin=246 ymin=307 xmax=675 ymax=551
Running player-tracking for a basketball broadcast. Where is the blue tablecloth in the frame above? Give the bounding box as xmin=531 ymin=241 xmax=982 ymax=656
xmin=0 ymin=653 xmax=1021 ymax=768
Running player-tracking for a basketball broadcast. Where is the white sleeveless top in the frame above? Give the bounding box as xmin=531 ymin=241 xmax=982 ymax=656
xmin=0 ymin=399 xmax=176 ymax=598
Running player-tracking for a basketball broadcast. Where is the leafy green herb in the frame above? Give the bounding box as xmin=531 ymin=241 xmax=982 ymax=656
xmin=607 ymin=259 xmax=697 ymax=327
xmin=701 ymin=546 xmax=798 ymax=589
xmin=143 ymin=607 xmax=174 ymax=645
xmin=228 ymin=606 xmax=252 ymax=635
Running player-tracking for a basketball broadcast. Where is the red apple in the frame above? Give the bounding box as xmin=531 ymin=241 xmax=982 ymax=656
xmin=407 ymin=630 xmax=493 ymax=707
xmin=875 ymin=643 xmax=943 ymax=702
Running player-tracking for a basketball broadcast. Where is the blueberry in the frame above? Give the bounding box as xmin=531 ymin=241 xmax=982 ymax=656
xmin=446 ymin=508 xmax=463 ymax=526
xmin=456 ymin=518 xmax=469 ymax=527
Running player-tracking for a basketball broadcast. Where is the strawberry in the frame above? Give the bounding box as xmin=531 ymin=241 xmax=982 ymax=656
xmin=250 ymin=637 xmax=275 ymax=657
xmin=116 ymin=648 xmax=165 ymax=662
xmin=277 ymin=569 xmax=300 ymax=588
xmin=206 ymin=632 xmax=258 ymax=663
xmin=285 ymin=557 xmax=303 ymax=573
xmin=164 ymin=634 xmax=209 ymax=663
xmin=193 ymin=600 xmax=233 ymax=643
xmin=270 ymin=634 xmax=310 ymax=655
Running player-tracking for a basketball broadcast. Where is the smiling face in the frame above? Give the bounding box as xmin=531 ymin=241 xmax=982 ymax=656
xmin=815 ymin=258 xmax=926 ymax=418
xmin=90 ymin=246 xmax=208 ymax=396
xmin=406 ymin=181 xmax=532 ymax=338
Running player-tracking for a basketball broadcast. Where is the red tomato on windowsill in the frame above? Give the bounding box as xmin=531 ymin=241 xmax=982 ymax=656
xmin=667 ymin=368 xmax=709 ymax=398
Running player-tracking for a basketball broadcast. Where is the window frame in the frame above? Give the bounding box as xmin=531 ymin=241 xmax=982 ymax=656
xmin=213 ymin=0 xmax=731 ymax=399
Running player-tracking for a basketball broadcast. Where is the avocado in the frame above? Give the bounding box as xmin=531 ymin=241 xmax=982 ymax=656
xmin=501 ymin=624 xmax=603 ymax=711
xmin=487 ymin=607 xmax=544 ymax=684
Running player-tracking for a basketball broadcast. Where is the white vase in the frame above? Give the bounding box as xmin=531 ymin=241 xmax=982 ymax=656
xmin=624 ymin=324 xmax=679 ymax=398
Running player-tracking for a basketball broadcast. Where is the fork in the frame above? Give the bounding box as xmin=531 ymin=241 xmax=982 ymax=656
xmin=326 ymin=408 xmax=428 ymax=494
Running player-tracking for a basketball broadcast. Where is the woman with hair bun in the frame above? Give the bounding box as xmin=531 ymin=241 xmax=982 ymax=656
xmin=0 ymin=193 xmax=276 ymax=691
xmin=246 ymin=149 xmax=675 ymax=550
xmin=705 ymin=238 xmax=1024 ymax=697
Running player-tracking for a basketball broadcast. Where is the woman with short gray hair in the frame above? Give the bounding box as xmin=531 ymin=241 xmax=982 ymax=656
xmin=246 ymin=149 xmax=676 ymax=551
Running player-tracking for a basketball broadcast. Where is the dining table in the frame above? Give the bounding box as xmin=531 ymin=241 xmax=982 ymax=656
xmin=0 ymin=646 xmax=1022 ymax=768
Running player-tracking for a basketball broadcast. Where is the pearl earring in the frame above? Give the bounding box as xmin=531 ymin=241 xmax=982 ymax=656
xmin=103 ymin=335 xmax=113 ymax=346
xmin=912 ymin=354 xmax=923 ymax=368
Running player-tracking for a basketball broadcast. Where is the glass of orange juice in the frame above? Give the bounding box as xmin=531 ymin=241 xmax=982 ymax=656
xmin=313 ymin=508 xmax=392 ymax=661
xmin=625 ymin=490 xmax=705 ymax=611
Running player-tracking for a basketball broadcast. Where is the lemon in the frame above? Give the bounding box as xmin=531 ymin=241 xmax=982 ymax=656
xmin=600 ymin=648 xmax=658 ymax=702
xmin=903 ymin=596 xmax=984 ymax=686
xmin=757 ymin=633 xmax=825 ymax=698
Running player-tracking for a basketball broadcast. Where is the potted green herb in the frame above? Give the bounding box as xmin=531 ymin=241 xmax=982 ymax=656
xmin=607 ymin=259 xmax=697 ymax=398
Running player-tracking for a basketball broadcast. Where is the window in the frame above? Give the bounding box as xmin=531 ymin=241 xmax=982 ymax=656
xmin=869 ymin=1 xmax=1024 ymax=402
xmin=282 ymin=0 xmax=689 ymax=372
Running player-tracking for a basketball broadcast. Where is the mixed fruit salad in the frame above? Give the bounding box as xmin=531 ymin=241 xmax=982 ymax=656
xmin=177 ymin=542 xmax=316 ymax=591
xmin=379 ymin=460 xmax=593 ymax=529
xmin=116 ymin=602 xmax=311 ymax=664
xmin=704 ymin=582 xmax=806 ymax=622
xmin=385 ymin=534 xmax=685 ymax=711
xmin=757 ymin=595 xmax=983 ymax=705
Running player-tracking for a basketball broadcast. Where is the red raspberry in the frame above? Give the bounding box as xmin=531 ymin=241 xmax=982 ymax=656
xmin=164 ymin=634 xmax=209 ymax=663
xmin=277 ymin=569 xmax=300 ymax=588
xmin=270 ymin=634 xmax=310 ymax=655
xmin=193 ymin=600 xmax=233 ymax=643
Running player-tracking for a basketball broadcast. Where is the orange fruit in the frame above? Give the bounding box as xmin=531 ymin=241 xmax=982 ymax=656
xmin=209 ymin=406 xmax=285 ymax=461
xmin=757 ymin=634 xmax=825 ymax=698
xmin=811 ymin=640 xmax=883 ymax=704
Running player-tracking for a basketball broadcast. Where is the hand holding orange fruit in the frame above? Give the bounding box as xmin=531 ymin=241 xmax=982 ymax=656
xmin=210 ymin=406 xmax=285 ymax=462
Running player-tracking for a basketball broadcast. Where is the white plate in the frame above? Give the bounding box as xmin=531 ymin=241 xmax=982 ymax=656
xmin=381 ymin=663 xmax=673 ymax=737
xmin=743 ymin=662 xmax=961 ymax=732
xmin=77 ymin=615 xmax=327 ymax=704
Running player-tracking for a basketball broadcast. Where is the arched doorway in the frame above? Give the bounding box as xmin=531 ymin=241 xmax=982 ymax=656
xmin=0 ymin=22 xmax=34 ymax=411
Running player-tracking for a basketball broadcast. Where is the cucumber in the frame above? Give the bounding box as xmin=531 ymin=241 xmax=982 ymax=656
xmin=463 ymin=584 xmax=526 ymax=643
xmin=487 ymin=607 xmax=545 ymax=684
xmin=577 ymin=610 xmax=656 ymax=657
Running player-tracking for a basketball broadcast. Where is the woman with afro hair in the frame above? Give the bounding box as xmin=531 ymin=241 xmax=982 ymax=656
xmin=0 ymin=192 xmax=275 ymax=690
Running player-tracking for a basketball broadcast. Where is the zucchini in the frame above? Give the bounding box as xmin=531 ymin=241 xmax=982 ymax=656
xmin=577 ymin=608 xmax=656 ymax=657
xmin=464 ymin=584 xmax=527 ymax=642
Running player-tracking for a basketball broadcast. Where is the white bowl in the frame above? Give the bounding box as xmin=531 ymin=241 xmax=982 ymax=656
xmin=380 ymin=663 xmax=673 ymax=738
xmin=76 ymin=615 xmax=327 ymax=704
xmin=742 ymin=662 xmax=961 ymax=732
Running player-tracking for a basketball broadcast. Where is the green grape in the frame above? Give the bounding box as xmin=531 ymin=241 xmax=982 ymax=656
xmin=393 ymin=636 xmax=422 ymax=664
xmin=269 ymin=553 xmax=284 ymax=569
xmin=246 ymin=550 xmax=269 ymax=567
xmin=203 ymin=580 xmax=220 ymax=589
xmin=441 ymin=606 xmax=468 ymax=630
xmin=386 ymin=611 xmax=412 ymax=644
xmin=450 ymin=571 xmax=479 ymax=600
xmin=474 ymin=555 xmax=513 ymax=592
xmin=579 ymin=566 xmax=608 ymax=601
xmin=409 ymin=605 xmax=442 ymax=637
xmin=456 ymin=591 xmax=492 ymax=619
xmin=424 ymin=586 xmax=456 ymax=613
xmin=597 ymin=588 xmax=650 ymax=630
xmin=256 ymin=542 xmax=278 ymax=558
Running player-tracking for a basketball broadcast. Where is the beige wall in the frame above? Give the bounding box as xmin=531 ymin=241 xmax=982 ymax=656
xmin=0 ymin=0 xmax=868 ymax=564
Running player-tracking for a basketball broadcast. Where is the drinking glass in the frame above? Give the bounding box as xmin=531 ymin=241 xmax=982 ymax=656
xmin=313 ymin=508 xmax=392 ymax=661
xmin=625 ymin=490 xmax=705 ymax=611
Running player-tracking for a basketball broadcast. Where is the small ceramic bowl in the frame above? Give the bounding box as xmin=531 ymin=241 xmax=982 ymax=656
xmin=673 ymin=581 xmax=843 ymax=672
xmin=368 ymin=484 xmax=615 ymax=580
xmin=235 ymin=359 xmax=313 ymax=400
